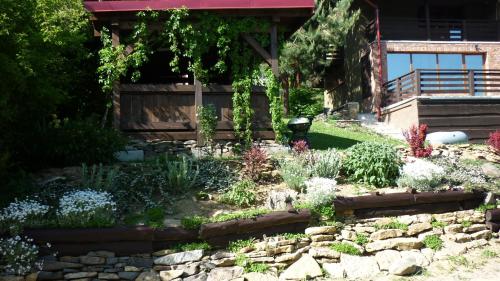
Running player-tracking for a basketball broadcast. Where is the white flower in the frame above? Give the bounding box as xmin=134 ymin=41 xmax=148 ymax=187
xmin=0 ymin=236 xmax=39 ymax=275
xmin=58 ymin=190 xmax=116 ymax=217
xmin=397 ymin=159 xmax=445 ymax=191
xmin=0 ymin=199 xmax=49 ymax=223
xmin=304 ymin=177 xmax=337 ymax=207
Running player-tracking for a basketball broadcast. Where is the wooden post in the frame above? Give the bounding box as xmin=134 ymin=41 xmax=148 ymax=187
xmin=415 ymin=70 xmax=422 ymax=96
xmin=194 ymin=75 xmax=203 ymax=145
xmin=468 ymin=70 xmax=475 ymax=96
xmin=111 ymin=22 xmax=121 ymax=130
xmin=270 ymin=21 xmax=279 ymax=77
xmin=395 ymin=77 xmax=402 ymax=102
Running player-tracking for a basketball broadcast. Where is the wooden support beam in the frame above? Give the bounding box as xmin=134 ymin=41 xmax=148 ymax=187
xmin=194 ymin=76 xmax=203 ymax=145
xmin=242 ymin=34 xmax=272 ymax=66
xmin=270 ymin=21 xmax=279 ymax=77
xmin=111 ymin=22 xmax=121 ymax=130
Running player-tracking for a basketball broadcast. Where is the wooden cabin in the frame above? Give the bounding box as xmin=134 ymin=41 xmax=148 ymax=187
xmin=325 ymin=0 xmax=500 ymax=142
xmin=84 ymin=0 xmax=314 ymax=142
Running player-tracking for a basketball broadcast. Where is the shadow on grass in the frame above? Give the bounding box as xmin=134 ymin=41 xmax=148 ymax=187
xmin=309 ymin=132 xmax=361 ymax=150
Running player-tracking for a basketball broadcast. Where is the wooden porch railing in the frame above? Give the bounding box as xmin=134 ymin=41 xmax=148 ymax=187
xmin=383 ymin=69 xmax=500 ymax=106
xmin=380 ymin=18 xmax=500 ymax=41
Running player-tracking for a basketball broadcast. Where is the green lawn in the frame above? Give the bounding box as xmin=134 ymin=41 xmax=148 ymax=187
xmin=307 ymin=120 xmax=404 ymax=150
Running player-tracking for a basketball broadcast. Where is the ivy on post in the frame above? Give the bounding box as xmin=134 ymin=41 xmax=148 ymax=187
xmin=111 ymin=22 xmax=120 ymax=130
xmin=194 ymin=75 xmax=203 ymax=145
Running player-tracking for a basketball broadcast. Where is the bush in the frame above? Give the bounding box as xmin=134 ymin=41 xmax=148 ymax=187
xmin=403 ymin=124 xmax=433 ymax=157
xmin=289 ymin=87 xmax=324 ymax=117
xmin=355 ymin=233 xmax=369 ymax=246
xmin=304 ymin=177 xmax=337 ymax=207
xmin=35 ymin=117 xmax=127 ymax=167
xmin=57 ymin=190 xmax=116 ymax=228
xmin=487 ymin=131 xmax=500 ymax=155
xmin=423 ymin=234 xmax=443 ymax=250
xmin=397 ymin=159 xmax=445 ymax=191
xmin=279 ymin=158 xmax=310 ymax=191
xmin=0 ymin=199 xmax=50 ymax=234
xmin=309 ymin=148 xmax=342 ymax=178
xmin=228 ymin=239 xmax=255 ymax=253
xmin=343 ymin=142 xmax=401 ymax=187
xmin=331 ymin=242 xmax=361 ymax=255
xmin=242 ymin=146 xmax=269 ymax=182
xmin=181 ymin=215 xmax=208 ymax=230
xmin=158 ymin=156 xmax=199 ymax=193
xmin=219 ymin=180 xmax=256 ymax=207
xmin=0 ymin=236 xmax=41 ymax=275
xmin=292 ymin=140 xmax=309 ymax=154
xmin=196 ymin=158 xmax=238 ymax=192
xmin=197 ymin=104 xmax=218 ymax=147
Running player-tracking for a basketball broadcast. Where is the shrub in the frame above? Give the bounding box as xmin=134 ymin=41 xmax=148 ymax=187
xmin=197 ymin=104 xmax=218 ymax=147
xmin=0 ymin=236 xmax=41 ymax=275
xmin=175 ymin=242 xmax=212 ymax=252
xmin=475 ymin=203 xmax=496 ymax=212
xmin=219 ymin=180 xmax=256 ymax=207
xmin=331 ymin=242 xmax=361 ymax=255
xmin=0 ymin=199 xmax=50 ymax=234
xmin=375 ymin=219 xmax=409 ymax=231
xmin=246 ymin=263 xmax=270 ymax=273
xmin=196 ymin=158 xmax=238 ymax=192
xmin=36 ymin=117 xmax=127 ymax=167
xmin=158 ymin=156 xmax=199 ymax=193
xmin=292 ymin=140 xmax=309 ymax=154
xmin=309 ymin=148 xmax=342 ymax=178
xmin=487 ymin=131 xmax=500 ymax=155
xmin=431 ymin=157 xmax=488 ymax=188
xmin=279 ymin=158 xmax=310 ymax=191
xmin=343 ymin=142 xmax=401 ymax=187
xmin=304 ymin=177 xmax=337 ymax=207
xmin=181 ymin=215 xmax=208 ymax=230
xmin=289 ymin=87 xmax=324 ymax=117
xmin=423 ymin=234 xmax=443 ymax=250
xmin=355 ymin=233 xmax=369 ymax=246
xmin=57 ymin=190 xmax=116 ymax=228
xmin=403 ymin=124 xmax=433 ymax=158
xmin=242 ymin=146 xmax=269 ymax=182
xmin=397 ymin=159 xmax=445 ymax=191
xmin=81 ymin=163 xmax=120 ymax=191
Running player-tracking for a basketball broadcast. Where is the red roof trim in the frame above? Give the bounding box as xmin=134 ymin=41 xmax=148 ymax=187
xmin=84 ymin=0 xmax=315 ymax=13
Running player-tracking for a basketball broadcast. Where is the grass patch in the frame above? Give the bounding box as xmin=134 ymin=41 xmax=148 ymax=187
xmin=123 ymin=207 xmax=165 ymax=228
xmin=331 ymin=242 xmax=362 ymax=255
xmin=431 ymin=220 xmax=447 ymax=229
xmin=374 ymin=219 xmax=409 ymax=231
xmin=181 ymin=215 xmax=209 ymax=230
xmin=475 ymin=203 xmax=496 ymax=212
xmin=278 ymin=233 xmax=310 ymax=240
xmin=423 ymin=234 xmax=444 ymax=251
xmin=294 ymin=202 xmax=335 ymax=221
xmin=448 ymin=255 xmax=470 ymax=267
xmin=481 ymin=249 xmax=497 ymax=258
xmin=308 ymin=120 xmax=403 ymax=150
xmin=355 ymin=233 xmax=369 ymax=246
xmin=461 ymin=220 xmax=472 ymax=228
xmin=228 ymin=239 xmax=255 ymax=253
xmin=235 ymin=254 xmax=270 ymax=273
xmin=174 ymin=242 xmax=212 ymax=252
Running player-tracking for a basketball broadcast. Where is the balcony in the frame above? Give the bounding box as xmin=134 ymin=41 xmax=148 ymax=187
xmin=383 ymin=69 xmax=500 ymax=106
xmin=380 ymin=18 xmax=500 ymax=41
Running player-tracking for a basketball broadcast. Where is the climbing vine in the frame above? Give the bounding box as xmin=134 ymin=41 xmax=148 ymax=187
xmin=264 ymin=69 xmax=286 ymax=143
xmin=97 ymin=9 xmax=280 ymax=142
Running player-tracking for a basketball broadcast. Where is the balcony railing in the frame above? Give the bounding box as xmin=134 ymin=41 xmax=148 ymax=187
xmin=380 ymin=18 xmax=500 ymax=41
xmin=383 ymin=69 xmax=500 ymax=105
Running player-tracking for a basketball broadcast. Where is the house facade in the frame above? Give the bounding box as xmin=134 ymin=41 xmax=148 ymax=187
xmin=325 ymin=0 xmax=500 ymax=141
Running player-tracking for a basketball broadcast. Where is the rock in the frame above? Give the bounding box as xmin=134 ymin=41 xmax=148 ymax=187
xmin=481 ymin=163 xmax=500 ymax=178
xmin=322 ymin=263 xmax=345 ymax=279
xmin=434 ymin=213 xmax=456 ymax=224
xmin=366 ymin=238 xmax=423 ymax=252
xmin=274 ymin=251 xmax=301 ymax=263
xmin=206 ymin=266 xmax=243 ymax=281
xmin=340 ymin=254 xmax=380 ymax=279
xmin=416 ymin=214 xmax=433 ymax=224
xmin=64 ymin=272 xmax=98 ymax=279
xmin=266 ymin=190 xmax=298 ymax=210
xmin=353 ymin=226 xmax=376 ymax=233
xmin=250 ymin=257 xmax=274 ymax=263
xmin=400 ymin=250 xmax=430 ymax=266
xmin=308 ymin=247 xmax=341 ymax=259
xmin=266 ymin=245 xmax=294 ymax=255
xmin=154 ymin=250 xmax=204 ymax=265
xmin=37 ymin=271 xmax=64 ymax=281
xmin=25 ymin=273 xmax=37 ymax=281
xmin=407 ymin=222 xmax=432 ymax=236
xmin=211 ymin=257 xmax=236 ymax=267
xmin=444 ymin=224 xmax=463 ymax=234
xmin=88 ymin=251 xmax=115 ymax=258
xmin=42 ymin=261 xmax=84 ymax=271
xmin=97 ymin=273 xmax=119 ymax=280
xmin=454 ymin=233 xmax=472 ymax=243
xmin=311 ymin=241 xmax=334 ymax=247
xmin=80 ymin=256 xmax=105 ymax=265
xmin=463 ymin=224 xmax=487 ymax=233
xmin=0 ymin=276 xmax=24 ymax=281
xmin=183 ymin=272 xmax=207 ymax=281
xmin=128 ymin=257 xmax=154 ymax=268
xmin=242 ymin=272 xmax=278 ymax=281
xmin=310 ymin=235 xmax=334 ymax=242
xmin=471 ymin=230 xmax=492 ymax=240
xmin=115 ymin=150 xmax=144 ymax=162
xmin=389 ymin=256 xmax=418 ymax=276
xmin=124 ymin=266 xmax=141 ymax=272
xmin=210 ymin=251 xmax=235 ymax=260
xmin=118 ymin=272 xmax=139 ymax=280
xmin=398 ymin=215 xmax=416 ymax=225
xmin=305 ymin=226 xmax=337 ymax=236
xmin=159 ymin=270 xmax=183 ymax=281
xmin=370 ymin=229 xmax=404 ymax=240
xmin=341 ymin=230 xmax=356 ymax=241
xmin=152 ymin=249 xmax=177 ymax=257
xmin=135 ymin=272 xmax=160 ymax=281
xmin=279 ymin=255 xmax=322 ymax=280
xmin=375 ymin=250 xmax=401 ymax=271
xmin=420 ymin=248 xmax=434 ymax=263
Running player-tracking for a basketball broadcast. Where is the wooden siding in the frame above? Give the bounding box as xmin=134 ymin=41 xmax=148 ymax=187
xmin=119 ymin=84 xmax=274 ymax=141
xmin=382 ymin=97 xmax=500 ymax=143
